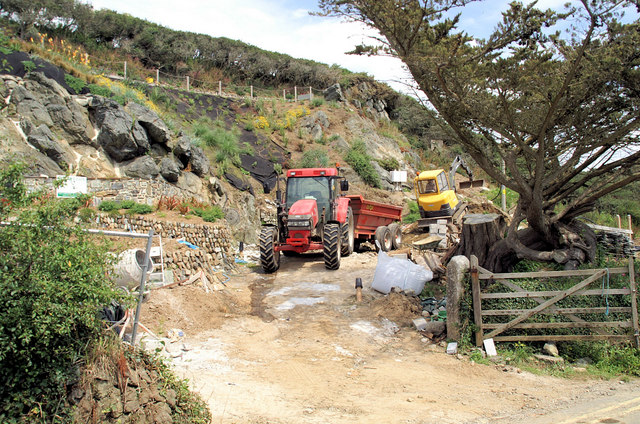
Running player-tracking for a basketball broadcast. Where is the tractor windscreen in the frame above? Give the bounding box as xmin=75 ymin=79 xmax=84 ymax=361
xmin=286 ymin=176 xmax=331 ymax=212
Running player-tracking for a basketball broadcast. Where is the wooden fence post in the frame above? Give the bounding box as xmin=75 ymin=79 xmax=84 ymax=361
xmin=294 ymin=86 xmax=297 ymax=102
xmin=283 ymin=89 xmax=286 ymax=100
xmin=250 ymin=85 xmax=253 ymax=99
xmin=617 ymin=214 xmax=622 ymax=229
xmin=629 ymin=255 xmax=639 ymax=348
xmin=156 ymin=69 xmax=159 ymax=84
xmin=470 ymin=255 xmax=484 ymax=346
xmin=309 ymin=86 xmax=313 ymax=101
xmin=124 ymin=61 xmax=127 ymax=79
xmin=186 ymin=76 xmax=190 ymax=91
xmin=218 ymin=81 xmax=222 ymax=96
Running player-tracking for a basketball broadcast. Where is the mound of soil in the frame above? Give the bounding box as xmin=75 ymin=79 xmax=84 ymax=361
xmin=142 ymin=284 xmax=249 ymax=337
xmin=369 ymin=291 xmax=422 ymax=326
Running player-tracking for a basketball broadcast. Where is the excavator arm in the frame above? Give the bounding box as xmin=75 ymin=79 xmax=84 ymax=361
xmin=449 ymin=156 xmax=484 ymax=189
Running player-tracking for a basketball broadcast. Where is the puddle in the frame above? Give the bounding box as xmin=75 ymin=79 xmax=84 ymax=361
xmin=275 ymin=296 xmax=327 ymax=310
xmin=249 ymin=277 xmax=275 ymax=322
xmin=268 ymin=282 xmax=340 ymax=296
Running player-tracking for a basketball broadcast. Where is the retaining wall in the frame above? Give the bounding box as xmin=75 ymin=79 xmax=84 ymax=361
xmin=96 ymin=215 xmax=234 ymax=282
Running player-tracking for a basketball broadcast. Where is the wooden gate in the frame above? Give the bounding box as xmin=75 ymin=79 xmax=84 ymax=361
xmin=470 ymin=255 xmax=639 ymax=347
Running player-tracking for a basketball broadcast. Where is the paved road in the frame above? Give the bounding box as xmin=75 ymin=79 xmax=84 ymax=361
xmin=524 ymin=386 xmax=640 ymax=424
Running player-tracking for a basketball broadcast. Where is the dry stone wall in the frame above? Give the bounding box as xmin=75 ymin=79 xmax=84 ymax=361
xmin=97 ymin=215 xmax=235 ymax=281
xmin=24 ymin=176 xmax=197 ymax=205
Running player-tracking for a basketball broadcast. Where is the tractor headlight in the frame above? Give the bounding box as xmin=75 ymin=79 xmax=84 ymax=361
xmin=288 ymin=214 xmax=312 ymax=229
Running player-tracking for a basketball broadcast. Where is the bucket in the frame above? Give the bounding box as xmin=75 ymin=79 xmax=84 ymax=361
xmin=113 ymin=249 xmax=154 ymax=290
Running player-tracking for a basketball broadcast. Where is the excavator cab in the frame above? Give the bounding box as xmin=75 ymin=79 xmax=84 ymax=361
xmin=414 ymin=169 xmax=459 ymax=219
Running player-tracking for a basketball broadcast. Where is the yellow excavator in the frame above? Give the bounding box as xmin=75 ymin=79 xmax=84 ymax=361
xmin=414 ymin=156 xmax=484 ymax=229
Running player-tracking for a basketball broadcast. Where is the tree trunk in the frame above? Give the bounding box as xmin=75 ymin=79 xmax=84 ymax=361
xmin=455 ymin=213 xmax=506 ymax=269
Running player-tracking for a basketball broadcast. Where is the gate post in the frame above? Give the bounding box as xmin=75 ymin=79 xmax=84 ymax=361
xmin=470 ymin=255 xmax=484 ymax=346
xmin=629 ymin=255 xmax=639 ymax=348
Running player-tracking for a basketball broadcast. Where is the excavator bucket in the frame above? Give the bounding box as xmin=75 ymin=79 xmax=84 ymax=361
xmin=458 ymin=179 xmax=485 ymax=189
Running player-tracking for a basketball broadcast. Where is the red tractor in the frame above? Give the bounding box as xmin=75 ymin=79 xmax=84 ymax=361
xmin=260 ymin=166 xmax=354 ymax=273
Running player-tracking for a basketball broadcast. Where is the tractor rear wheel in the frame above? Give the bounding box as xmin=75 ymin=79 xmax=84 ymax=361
xmin=323 ymin=223 xmax=341 ymax=270
xmin=388 ymin=222 xmax=402 ymax=250
xmin=341 ymin=207 xmax=354 ymax=256
xmin=259 ymin=226 xmax=280 ymax=273
xmin=374 ymin=226 xmax=392 ymax=252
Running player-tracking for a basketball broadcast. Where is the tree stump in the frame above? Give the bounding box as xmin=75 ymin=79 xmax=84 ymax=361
xmin=455 ymin=214 xmax=506 ymax=269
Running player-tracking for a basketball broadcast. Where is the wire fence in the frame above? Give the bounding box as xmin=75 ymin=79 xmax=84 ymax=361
xmin=90 ymin=58 xmax=328 ymax=103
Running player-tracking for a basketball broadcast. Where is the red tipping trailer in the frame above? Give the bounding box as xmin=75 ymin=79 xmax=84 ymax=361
xmin=346 ymin=195 xmax=403 ymax=252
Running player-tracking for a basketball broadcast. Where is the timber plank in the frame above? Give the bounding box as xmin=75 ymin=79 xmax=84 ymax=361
xmin=483 ymin=321 xmax=632 ymax=330
xmin=481 ymin=288 xmax=630 ymax=299
xmin=493 ymin=335 xmax=634 ymax=342
xmin=478 ymin=267 xmax=627 ymax=280
xmin=482 ymin=307 xmax=631 ymax=316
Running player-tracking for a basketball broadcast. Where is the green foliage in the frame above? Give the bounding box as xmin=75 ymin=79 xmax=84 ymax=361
xmin=78 ymin=207 xmax=96 ymax=222
xmin=193 ymin=118 xmax=241 ymax=167
xmin=403 ymin=200 xmax=420 ymax=224
xmin=345 ymin=140 xmax=380 ymax=188
xmin=377 ymin=157 xmax=399 ymax=171
xmin=192 ymin=205 xmax=224 ymax=223
xmin=482 ymin=186 xmax=519 ymax=211
xmin=0 ymin=164 xmax=123 ymax=420
xmin=310 ymin=97 xmax=325 ymax=108
xmin=119 ymin=199 xmax=136 ymax=209
xmin=64 ymin=73 xmax=86 ymax=93
xmin=131 ymin=202 xmax=153 ymax=214
xmin=88 ymin=83 xmax=111 ymax=97
xmin=297 ymin=148 xmax=329 ymax=168
xmin=98 ymin=200 xmax=120 ymax=212
xmin=20 ymin=60 xmax=36 ymax=73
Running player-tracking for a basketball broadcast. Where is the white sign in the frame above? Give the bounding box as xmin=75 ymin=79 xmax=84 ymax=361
xmin=483 ymin=338 xmax=498 ymax=357
xmin=56 ymin=175 xmax=87 ymax=198
xmin=390 ymin=170 xmax=407 ymax=183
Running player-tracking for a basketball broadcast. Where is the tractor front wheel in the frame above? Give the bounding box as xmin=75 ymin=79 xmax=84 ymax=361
xmin=323 ymin=223 xmax=341 ymax=270
xmin=259 ymin=226 xmax=280 ymax=273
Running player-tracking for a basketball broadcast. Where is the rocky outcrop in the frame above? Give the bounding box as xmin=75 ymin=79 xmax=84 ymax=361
xmin=300 ymin=111 xmax=330 ymax=141
xmin=324 ymin=83 xmax=344 ymax=102
xmin=124 ymin=155 xmax=160 ymax=179
xmin=26 ymin=124 xmax=73 ymax=170
xmin=160 ymin=156 xmax=181 ymax=182
xmin=89 ymin=97 xmax=150 ymax=162
xmin=172 ymin=135 xmax=210 ymax=177
xmin=125 ymin=102 xmax=171 ymax=145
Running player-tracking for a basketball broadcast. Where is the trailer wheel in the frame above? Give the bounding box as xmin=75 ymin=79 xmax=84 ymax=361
xmin=323 ymin=223 xmax=341 ymax=270
xmin=388 ymin=222 xmax=402 ymax=250
xmin=341 ymin=207 xmax=355 ymax=256
xmin=259 ymin=226 xmax=280 ymax=273
xmin=374 ymin=226 xmax=392 ymax=252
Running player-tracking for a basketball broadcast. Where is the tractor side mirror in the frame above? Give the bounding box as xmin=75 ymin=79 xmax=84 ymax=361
xmin=341 ymin=180 xmax=349 ymax=192
xmin=263 ymin=183 xmax=271 ymax=194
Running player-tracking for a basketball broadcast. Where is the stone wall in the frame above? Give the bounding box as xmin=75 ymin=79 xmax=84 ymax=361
xmin=24 ymin=176 xmax=198 ymax=206
xmin=97 ymin=215 xmax=235 ymax=281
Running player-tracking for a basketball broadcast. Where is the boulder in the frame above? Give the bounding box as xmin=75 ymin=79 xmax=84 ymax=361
xmin=323 ymin=83 xmax=344 ymax=102
xmin=89 ymin=97 xmax=150 ymax=162
xmin=27 ymin=125 xmax=72 ymax=169
xmin=371 ymin=161 xmax=394 ymax=191
xmin=46 ymin=100 xmax=95 ymax=146
xmin=189 ymin=145 xmax=210 ymax=177
xmin=12 ymin=86 xmax=54 ymax=127
xmin=160 ymin=156 xmax=181 ymax=182
xmin=124 ymin=156 xmax=160 ymax=179
xmin=125 ymin=102 xmax=171 ymax=145
xmin=172 ymin=135 xmax=192 ymax=167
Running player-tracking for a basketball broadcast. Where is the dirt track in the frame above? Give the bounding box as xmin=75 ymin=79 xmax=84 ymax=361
xmin=141 ymin=251 xmax=637 ymax=424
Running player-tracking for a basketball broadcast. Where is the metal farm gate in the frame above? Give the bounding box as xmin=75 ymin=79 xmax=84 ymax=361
xmin=470 ymin=255 xmax=639 ymax=347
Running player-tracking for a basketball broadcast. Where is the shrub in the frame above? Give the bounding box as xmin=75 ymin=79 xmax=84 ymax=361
xmin=78 ymin=207 xmax=96 ymax=222
xmin=193 ymin=205 xmax=224 ymax=223
xmin=403 ymin=201 xmax=420 ymax=224
xmin=64 ymin=73 xmax=86 ymax=93
xmin=98 ymin=200 xmax=120 ymax=212
xmin=131 ymin=203 xmax=153 ymax=214
xmin=310 ymin=97 xmax=325 ymax=108
xmin=88 ymin=83 xmax=112 ymax=97
xmin=345 ymin=140 xmax=380 ymax=188
xmin=0 ymin=163 xmax=123 ymax=420
xmin=377 ymin=157 xmax=400 ymax=172
xmin=119 ymin=199 xmax=136 ymax=209
xmin=297 ymin=148 xmax=329 ymax=168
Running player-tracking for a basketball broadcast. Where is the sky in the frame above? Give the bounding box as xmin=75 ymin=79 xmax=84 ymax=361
xmin=84 ymin=0 xmax=609 ymax=94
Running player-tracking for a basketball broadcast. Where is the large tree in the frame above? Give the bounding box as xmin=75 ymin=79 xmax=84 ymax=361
xmin=319 ymin=0 xmax=640 ymax=270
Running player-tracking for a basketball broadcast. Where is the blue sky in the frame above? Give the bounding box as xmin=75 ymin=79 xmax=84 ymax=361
xmin=84 ymin=0 xmax=626 ymax=94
